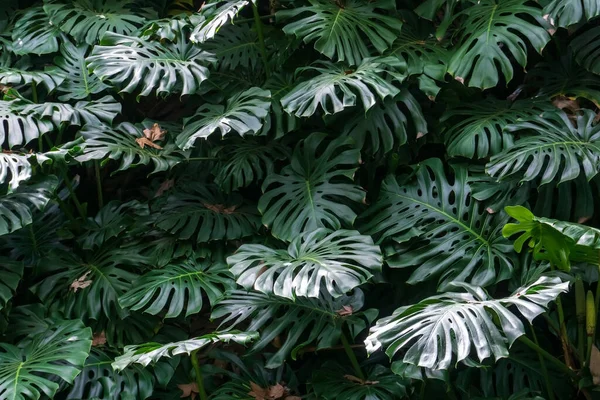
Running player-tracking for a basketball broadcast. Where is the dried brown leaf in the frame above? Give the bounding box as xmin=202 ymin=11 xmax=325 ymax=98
xmin=590 ymin=345 xmax=600 ymax=385
xmin=203 ymin=203 xmax=237 ymax=214
xmin=178 ymin=382 xmax=199 ymax=399
xmin=249 ymin=382 xmax=269 ymax=400
xmin=268 ymin=384 xmax=285 ymax=398
xmin=155 ymin=179 xmax=175 ymax=197
xmin=336 ymin=305 xmax=353 ymax=316
xmin=70 ymin=271 xmax=92 ymax=292
xmin=92 ymin=331 xmax=107 ymax=347
xmin=343 ymin=374 xmax=379 ymax=386
xmin=144 ymin=123 xmax=167 ymax=142
xmin=136 ymin=137 xmax=163 ymax=149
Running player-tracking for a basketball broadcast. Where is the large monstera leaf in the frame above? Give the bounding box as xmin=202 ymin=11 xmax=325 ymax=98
xmin=229 ymin=228 xmax=382 ymax=298
xmin=544 ymin=0 xmax=600 ymax=27
xmin=0 ymin=176 xmax=58 ymax=237
xmin=11 ymin=6 xmax=63 ymax=55
xmin=88 ymin=32 xmax=216 ymax=98
xmin=503 ymin=205 xmax=600 ymax=270
xmin=0 ymin=319 xmax=92 ymax=400
xmin=487 ymin=110 xmax=600 ymax=186
xmin=281 ymin=58 xmax=402 ymax=117
xmin=0 ymin=153 xmax=32 ymax=192
xmin=77 ymin=122 xmax=186 ymax=174
xmin=259 ymin=133 xmax=364 ymax=242
xmin=212 ymin=137 xmax=290 ymax=193
xmin=190 ymin=0 xmax=250 ymax=43
xmin=442 ymin=98 xmax=552 ymax=159
xmin=65 ymin=348 xmax=155 ymax=400
xmin=48 ymin=41 xmax=109 ymax=101
xmin=312 ymin=362 xmax=409 ymax=400
xmin=0 ymin=100 xmax=54 ymax=148
xmin=342 ymin=91 xmax=427 ymax=155
xmin=212 ymin=289 xmax=376 ymax=368
xmin=155 ymin=183 xmax=261 ymax=242
xmin=447 ymin=0 xmax=550 ymax=89
xmin=113 ymin=331 xmax=258 ymax=371
xmin=572 ymin=26 xmax=600 ymax=75
xmin=119 ymin=257 xmax=233 ymax=318
xmin=0 ymin=67 xmax=64 ymax=94
xmin=22 ymin=96 xmax=121 ymax=127
xmin=277 ymin=0 xmax=402 ymax=66
xmin=43 ymin=0 xmax=157 ymax=45
xmin=31 ymin=244 xmax=150 ymax=320
xmin=178 ymin=87 xmax=271 ymax=150
xmin=360 ymin=159 xmax=515 ymax=290
xmin=365 ymin=276 xmax=568 ymax=370
xmin=0 ymin=258 xmax=23 ymax=311
xmin=203 ymin=25 xmax=261 ymax=71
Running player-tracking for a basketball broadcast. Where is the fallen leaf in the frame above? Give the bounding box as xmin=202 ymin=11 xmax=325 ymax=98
xmin=590 ymin=345 xmax=600 ymax=385
xmin=144 ymin=123 xmax=167 ymax=142
xmin=70 ymin=271 xmax=92 ymax=292
xmin=336 ymin=305 xmax=353 ymax=316
xmin=552 ymin=95 xmax=579 ymax=114
xmin=249 ymin=382 xmax=269 ymax=400
xmin=343 ymin=374 xmax=380 ymax=385
xmin=178 ymin=382 xmax=199 ymax=399
xmin=268 ymin=384 xmax=285 ymax=398
xmin=204 ymin=203 xmax=237 ymax=214
xmin=248 ymin=382 xmax=297 ymax=400
xmin=92 ymin=331 xmax=107 ymax=347
xmin=136 ymin=137 xmax=163 ymax=149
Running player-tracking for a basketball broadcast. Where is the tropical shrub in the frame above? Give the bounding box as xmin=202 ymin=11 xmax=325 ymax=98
xmin=1 ymin=0 xmax=600 ymax=399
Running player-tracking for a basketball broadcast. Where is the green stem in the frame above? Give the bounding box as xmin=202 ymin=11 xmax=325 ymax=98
xmin=61 ymin=170 xmax=86 ymax=219
xmin=340 ymin=332 xmax=365 ymax=380
xmin=252 ymin=2 xmax=271 ymax=79
xmin=235 ymin=13 xmax=276 ymax=24
xmin=551 ymin=264 xmax=574 ymax=368
xmin=94 ymin=161 xmax=104 ymax=209
xmin=190 ymin=349 xmax=208 ymax=400
xmin=531 ymin=326 xmax=556 ymax=400
xmin=54 ymin=196 xmax=77 ymax=226
xmin=31 ymin=81 xmax=38 ymax=103
xmin=519 ymin=336 xmax=577 ymax=380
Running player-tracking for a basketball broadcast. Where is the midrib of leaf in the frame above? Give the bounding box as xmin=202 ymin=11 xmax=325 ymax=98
xmin=79 ymin=57 xmax=90 ymax=95
xmin=11 ymin=361 xmax=23 ymax=400
xmin=326 ymin=8 xmax=344 ymax=42
xmin=486 ymin=5 xmax=499 ymax=44
xmin=305 ymin=179 xmax=318 ymax=228
xmin=144 ymin=270 xmax=205 ymax=287
xmin=216 ymin=41 xmax=258 ymax=57
xmin=390 ymin=191 xmax=491 ymax=247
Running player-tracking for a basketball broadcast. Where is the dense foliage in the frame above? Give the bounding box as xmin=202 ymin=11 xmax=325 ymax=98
xmin=2 ymin=0 xmax=600 ymax=399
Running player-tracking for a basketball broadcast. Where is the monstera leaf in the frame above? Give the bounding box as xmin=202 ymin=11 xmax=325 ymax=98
xmin=360 ymin=159 xmax=515 ymax=290
xmin=43 ymin=0 xmax=157 ymax=45
xmin=88 ymin=32 xmax=216 ymax=98
xmin=212 ymin=289 xmax=376 ymax=368
xmin=155 ymin=183 xmax=261 ymax=242
xmin=77 ymin=122 xmax=186 ymax=174
xmin=0 ymin=67 xmax=64 ymax=93
xmin=48 ymin=41 xmax=109 ymax=101
xmin=342 ymin=91 xmax=427 ymax=155
xmin=281 ymin=59 xmax=402 ymax=117
xmin=447 ymin=0 xmax=550 ymax=89
xmin=0 ymin=153 xmax=31 ymax=191
xmin=212 ymin=137 xmax=290 ymax=193
xmin=544 ymin=0 xmax=600 ymax=27
xmin=442 ymin=98 xmax=552 ymax=159
xmin=229 ymin=229 xmax=382 ymax=298
xmin=203 ymin=24 xmax=261 ymax=71
xmin=0 ymin=176 xmax=58 ymax=237
xmin=190 ymin=0 xmax=250 ymax=43
xmin=11 ymin=6 xmax=63 ymax=55
xmin=113 ymin=331 xmax=258 ymax=371
xmin=178 ymin=87 xmax=271 ymax=150
xmin=0 ymin=319 xmax=92 ymax=400
xmin=365 ymin=276 xmax=568 ymax=370
xmin=572 ymin=26 xmax=600 ymax=75
xmin=277 ymin=0 xmax=402 ymax=66
xmin=312 ymin=362 xmax=409 ymax=400
xmin=0 ymin=100 xmax=54 ymax=148
xmin=503 ymin=205 xmax=600 ymax=270
xmin=22 ymin=96 xmax=121 ymax=127
xmin=65 ymin=348 xmax=155 ymax=400
xmin=0 ymin=258 xmax=23 ymax=311
xmin=487 ymin=110 xmax=600 ymax=185
xmin=259 ymin=133 xmax=364 ymax=242
xmin=31 ymin=244 xmax=151 ymax=320
xmin=119 ymin=257 xmax=233 ymax=318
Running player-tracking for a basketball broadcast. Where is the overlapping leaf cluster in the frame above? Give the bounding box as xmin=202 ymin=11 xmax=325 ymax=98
xmin=0 ymin=0 xmax=599 ymax=399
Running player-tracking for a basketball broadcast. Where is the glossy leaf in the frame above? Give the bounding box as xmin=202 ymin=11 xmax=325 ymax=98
xmin=11 ymin=6 xmax=63 ymax=55
xmin=0 ymin=258 xmax=23 ymax=311
xmin=190 ymin=0 xmax=250 ymax=43
xmin=0 ymin=153 xmax=31 ymax=192
xmin=544 ymin=0 xmax=600 ymax=27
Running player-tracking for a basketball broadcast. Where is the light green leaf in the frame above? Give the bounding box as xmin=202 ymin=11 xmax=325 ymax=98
xmin=229 ymin=228 xmax=382 ymax=298
xmin=448 ymin=0 xmax=550 ymax=89
xmin=0 ymin=319 xmax=92 ymax=400
xmin=277 ymin=0 xmax=402 ymax=65
xmin=88 ymin=32 xmax=215 ymax=98
xmin=281 ymin=58 xmax=402 ymax=117
xmin=360 ymin=159 xmax=515 ymax=290
xmin=365 ymin=276 xmax=568 ymax=369
xmin=178 ymin=87 xmax=271 ymax=150
xmin=112 ymin=331 xmax=258 ymax=371
xmin=259 ymin=133 xmax=364 ymax=242
xmin=119 ymin=257 xmax=233 ymax=318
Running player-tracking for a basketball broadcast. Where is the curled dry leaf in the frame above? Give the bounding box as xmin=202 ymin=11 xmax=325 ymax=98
xmin=336 ymin=305 xmax=353 ymax=316
xmin=203 ymin=203 xmax=237 ymax=214
xmin=178 ymin=382 xmax=199 ymax=399
xmin=136 ymin=123 xmax=167 ymax=149
xmin=92 ymin=331 xmax=107 ymax=347
xmin=136 ymin=137 xmax=163 ymax=149
xmin=70 ymin=271 xmax=92 ymax=292
xmin=248 ymin=382 xmax=298 ymax=400
xmin=343 ymin=374 xmax=380 ymax=385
